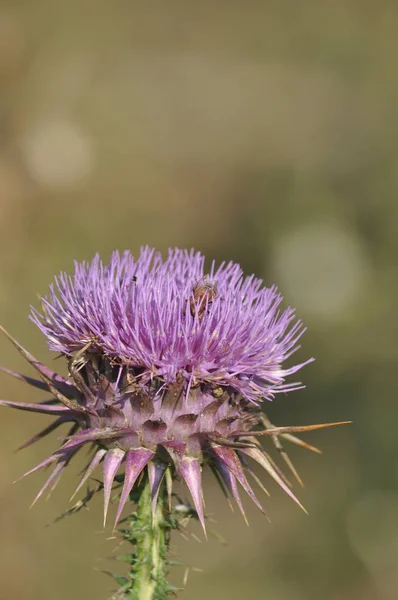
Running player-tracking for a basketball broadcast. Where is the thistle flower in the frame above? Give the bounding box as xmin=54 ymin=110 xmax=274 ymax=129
xmin=0 ymin=247 xmax=342 ymax=534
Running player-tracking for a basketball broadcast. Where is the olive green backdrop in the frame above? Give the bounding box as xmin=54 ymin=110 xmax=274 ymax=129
xmin=0 ymin=1 xmax=397 ymax=599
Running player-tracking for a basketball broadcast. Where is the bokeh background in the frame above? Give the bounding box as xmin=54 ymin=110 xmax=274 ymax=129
xmin=1 ymin=1 xmax=397 ymax=599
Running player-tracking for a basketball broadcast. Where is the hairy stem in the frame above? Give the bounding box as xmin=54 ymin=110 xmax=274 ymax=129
xmin=118 ymin=472 xmax=173 ymax=600
xmin=135 ymin=477 xmax=167 ymax=600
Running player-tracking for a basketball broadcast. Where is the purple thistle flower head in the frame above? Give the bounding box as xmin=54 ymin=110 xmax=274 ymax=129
xmin=0 ymin=247 xmax=332 ymax=533
xmin=31 ymin=247 xmax=310 ymax=402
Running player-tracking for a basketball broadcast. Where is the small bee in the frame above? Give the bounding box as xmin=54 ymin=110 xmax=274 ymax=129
xmin=190 ymin=277 xmax=218 ymax=320
xmin=119 ymin=275 xmax=137 ymax=288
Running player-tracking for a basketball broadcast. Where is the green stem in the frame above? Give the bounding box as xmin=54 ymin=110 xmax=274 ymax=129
xmin=135 ymin=476 xmax=167 ymax=600
xmin=118 ymin=471 xmax=173 ymax=600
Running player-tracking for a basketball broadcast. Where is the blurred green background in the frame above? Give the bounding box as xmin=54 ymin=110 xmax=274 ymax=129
xmin=1 ymin=1 xmax=397 ymax=599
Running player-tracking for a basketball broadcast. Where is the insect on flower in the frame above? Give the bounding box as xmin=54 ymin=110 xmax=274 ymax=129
xmin=189 ymin=277 xmax=218 ymax=320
